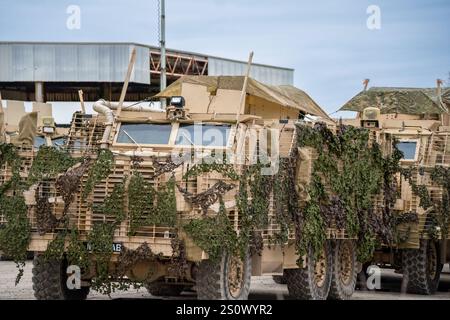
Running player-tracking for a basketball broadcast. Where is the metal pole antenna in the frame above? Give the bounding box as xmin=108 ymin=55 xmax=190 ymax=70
xmin=160 ymin=0 xmax=167 ymax=92
xmin=159 ymin=0 xmax=167 ymax=109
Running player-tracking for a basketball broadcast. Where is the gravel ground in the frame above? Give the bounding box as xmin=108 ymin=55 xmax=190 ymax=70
xmin=1 ymin=261 xmax=449 ymax=300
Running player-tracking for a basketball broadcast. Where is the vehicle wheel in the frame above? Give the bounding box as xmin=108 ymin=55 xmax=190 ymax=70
xmin=356 ymin=262 xmax=373 ymax=290
xmin=272 ymin=273 xmax=286 ymax=284
xmin=32 ymin=255 xmax=90 ymax=300
xmin=285 ymin=241 xmax=332 ymax=300
xmin=0 ymin=252 xmax=11 ymax=261
xmin=145 ymin=282 xmax=185 ymax=297
xmin=402 ymin=240 xmax=443 ymax=295
xmin=196 ymin=251 xmax=252 ymax=300
xmin=329 ymin=240 xmax=357 ymax=300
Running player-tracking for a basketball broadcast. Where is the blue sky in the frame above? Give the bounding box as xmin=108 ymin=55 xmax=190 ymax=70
xmin=0 ymin=0 xmax=449 ymax=116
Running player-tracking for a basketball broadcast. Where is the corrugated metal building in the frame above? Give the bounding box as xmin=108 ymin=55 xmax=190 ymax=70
xmin=0 ymin=42 xmax=294 ymax=102
xmin=0 ymin=43 xmax=149 ymax=83
xmin=208 ymin=57 xmax=293 ymax=86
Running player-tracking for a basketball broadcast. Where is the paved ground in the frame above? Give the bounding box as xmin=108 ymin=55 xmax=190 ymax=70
xmin=1 ymin=261 xmax=450 ymax=300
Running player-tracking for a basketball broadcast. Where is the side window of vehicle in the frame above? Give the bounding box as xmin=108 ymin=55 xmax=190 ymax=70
xmin=396 ymin=141 xmax=418 ymax=161
xmin=175 ymin=124 xmax=231 ymax=147
xmin=116 ymin=123 xmax=172 ymax=145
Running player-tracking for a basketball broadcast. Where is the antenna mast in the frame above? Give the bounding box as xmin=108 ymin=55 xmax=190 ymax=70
xmin=160 ymin=0 xmax=167 ymax=92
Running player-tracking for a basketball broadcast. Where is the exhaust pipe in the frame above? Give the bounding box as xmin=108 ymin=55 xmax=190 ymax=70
xmin=93 ymin=99 xmax=115 ymax=149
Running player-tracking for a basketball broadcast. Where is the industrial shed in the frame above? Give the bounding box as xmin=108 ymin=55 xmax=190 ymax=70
xmin=0 ymin=42 xmax=294 ymax=103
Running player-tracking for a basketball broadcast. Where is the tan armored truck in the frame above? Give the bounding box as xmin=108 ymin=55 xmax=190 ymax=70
xmin=341 ymin=85 xmax=450 ymax=295
xmin=1 ymin=75 xmax=405 ymax=300
xmin=0 ymin=99 xmax=68 ymax=261
xmin=0 ymin=99 xmax=67 ymax=147
xmin=0 ymin=75 xmax=368 ymax=300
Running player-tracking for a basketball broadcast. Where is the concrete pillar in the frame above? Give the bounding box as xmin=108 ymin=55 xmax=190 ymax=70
xmin=35 ymin=82 xmax=45 ymax=102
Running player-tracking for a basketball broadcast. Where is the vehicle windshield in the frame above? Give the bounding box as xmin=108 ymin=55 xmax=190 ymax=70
xmin=397 ymin=141 xmax=417 ymax=160
xmin=175 ymin=124 xmax=231 ymax=147
xmin=117 ymin=123 xmax=172 ymax=145
xmin=34 ymin=136 xmax=66 ymax=149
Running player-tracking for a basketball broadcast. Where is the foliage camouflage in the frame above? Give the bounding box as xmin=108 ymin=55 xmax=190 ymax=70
xmin=182 ymin=162 xmax=272 ymax=261
xmin=0 ymin=195 xmax=30 ymax=284
xmin=271 ymin=156 xmax=300 ymax=246
xmin=183 ymin=200 xmax=239 ymax=261
xmin=82 ymin=149 xmax=114 ymax=199
xmin=128 ymin=172 xmax=178 ymax=234
xmin=340 ymin=87 xmax=447 ymax=115
xmin=177 ymin=181 xmax=236 ymax=214
xmin=3 ymin=115 xmax=447 ymax=293
xmin=401 ymin=166 xmax=450 ymax=241
xmin=0 ymin=143 xmax=31 ymax=284
xmin=28 ymin=146 xmax=80 ymax=186
xmin=0 ymin=143 xmax=22 ymax=195
xmin=295 ymin=123 xmax=402 ymax=262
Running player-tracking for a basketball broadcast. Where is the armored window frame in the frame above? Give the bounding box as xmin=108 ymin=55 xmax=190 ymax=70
xmin=174 ymin=123 xmax=234 ymax=149
xmin=114 ymin=123 xmax=174 ymax=147
xmin=396 ymin=139 xmax=420 ymax=162
xmin=113 ymin=122 xmax=236 ymax=150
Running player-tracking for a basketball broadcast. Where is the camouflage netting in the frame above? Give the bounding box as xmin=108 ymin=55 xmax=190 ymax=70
xmin=0 ymin=112 xmax=4 ymax=141
xmin=443 ymin=88 xmax=450 ymax=107
xmin=340 ymin=87 xmax=449 ymax=115
xmin=156 ymin=75 xmax=331 ymax=120
xmin=17 ymin=112 xmax=37 ymax=145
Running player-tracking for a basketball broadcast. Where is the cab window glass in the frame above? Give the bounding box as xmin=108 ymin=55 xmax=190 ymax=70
xmin=117 ymin=123 xmax=172 ymax=145
xmin=175 ymin=124 xmax=231 ymax=147
xmin=34 ymin=136 xmax=66 ymax=149
xmin=34 ymin=136 xmax=45 ymax=149
xmin=397 ymin=141 xmax=417 ymax=160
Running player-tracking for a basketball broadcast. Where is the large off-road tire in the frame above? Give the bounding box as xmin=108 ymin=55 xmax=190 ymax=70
xmin=145 ymin=282 xmax=185 ymax=297
xmin=402 ymin=240 xmax=443 ymax=295
xmin=32 ymin=255 xmax=90 ymax=300
xmin=196 ymin=251 xmax=252 ymax=300
xmin=329 ymin=240 xmax=358 ymax=300
xmin=0 ymin=251 xmax=11 ymax=261
xmin=356 ymin=262 xmax=373 ymax=290
xmin=285 ymin=241 xmax=332 ymax=300
xmin=272 ymin=273 xmax=286 ymax=284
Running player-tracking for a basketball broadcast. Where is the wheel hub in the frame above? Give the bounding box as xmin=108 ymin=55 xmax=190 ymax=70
xmin=314 ymin=248 xmax=327 ymax=288
xmin=427 ymin=242 xmax=438 ymax=280
xmin=227 ymin=255 xmax=244 ymax=298
xmin=339 ymin=241 xmax=353 ymax=285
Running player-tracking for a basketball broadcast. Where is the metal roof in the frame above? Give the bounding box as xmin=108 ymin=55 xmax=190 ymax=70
xmin=156 ymin=76 xmax=330 ymax=119
xmin=0 ymin=42 xmax=150 ymax=84
xmin=0 ymin=42 xmax=294 ymax=86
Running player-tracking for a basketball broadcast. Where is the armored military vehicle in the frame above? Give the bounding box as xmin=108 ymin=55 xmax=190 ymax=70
xmin=341 ymin=84 xmax=450 ymax=295
xmin=0 ymin=99 xmax=66 ymax=261
xmin=1 ymin=73 xmax=406 ymax=300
